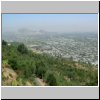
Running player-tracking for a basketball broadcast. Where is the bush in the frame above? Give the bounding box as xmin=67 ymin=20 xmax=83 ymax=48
xmin=8 ymin=58 xmax=18 ymax=70
xmin=2 ymin=40 xmax=7 ymax=45
xmin=35 ymin=61 xmax=47 ymax=78
xmin=17 ymin=44 xmax=28 ymax=54
xmin=46 ymin=73 xmax=57 ymax=86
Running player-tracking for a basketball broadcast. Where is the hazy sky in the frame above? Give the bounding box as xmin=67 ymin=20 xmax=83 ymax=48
xmin=2 ymin=14 xmax=98 ymax=33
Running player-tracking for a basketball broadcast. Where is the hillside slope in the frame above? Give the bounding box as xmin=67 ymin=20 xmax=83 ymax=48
xmin=2 ymin=40 xmax=98 ymax=86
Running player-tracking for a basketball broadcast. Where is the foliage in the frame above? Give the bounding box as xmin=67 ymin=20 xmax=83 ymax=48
xmin=8 ymin=58 xmax=18 ymax=70
xmin=2 ymin=40 xmax=7 ymax=45
xmin=17 ymin=43 xmax=28 ymax=54
xmin=35 ymin=61 xmax=46 ymax=79
xmin=46 ymin=72 xmax=57 ymax=86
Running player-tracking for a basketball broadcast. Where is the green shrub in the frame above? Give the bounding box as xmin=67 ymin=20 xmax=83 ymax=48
xmin=35 ymin=61 xmax=47 ymax=78
xmin=8 ymin=58 xmax=18 ymax=70
xmin=46 ymin=73 xmax=57 ymax=86
xmin=2 ymin=40 xmax=7 ymax=45
xmin=17 ymin=44 xmax=28 ymax=54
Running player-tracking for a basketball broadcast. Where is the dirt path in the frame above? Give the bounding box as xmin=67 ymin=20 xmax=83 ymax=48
xmin=34 ymin=78 xmax=45 ymax=86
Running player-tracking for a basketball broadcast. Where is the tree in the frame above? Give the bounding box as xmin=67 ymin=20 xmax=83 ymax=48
xmin=2 ymin=40 xmax=7 ymax=45
xmin=47 ymin=73 xmax=57 ymax=86
xmin=17 ymin=44 xmax=28 ymax=54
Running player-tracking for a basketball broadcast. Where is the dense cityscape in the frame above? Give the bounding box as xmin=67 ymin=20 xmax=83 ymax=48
xmin=27 ymin=32 xmax=98 ymax=66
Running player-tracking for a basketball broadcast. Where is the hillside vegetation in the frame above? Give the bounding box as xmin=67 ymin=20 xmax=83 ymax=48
xmin=2 ymin=40 xmax=98 ymax=86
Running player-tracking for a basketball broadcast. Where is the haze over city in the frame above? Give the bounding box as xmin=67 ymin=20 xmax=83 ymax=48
xmin=2 ymin=14 xmax=98 ymax=33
